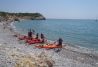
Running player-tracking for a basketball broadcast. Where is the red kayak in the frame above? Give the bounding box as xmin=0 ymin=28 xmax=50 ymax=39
xmin=26 ymin=38 xmax=42 ymax=44
xmin=36 ymin=44 xmax=62 ymax=49
xmin=18 ymin=35 xmax=28 ymax=40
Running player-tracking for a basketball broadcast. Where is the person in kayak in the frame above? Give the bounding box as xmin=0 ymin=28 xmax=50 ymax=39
xmin=57 ymin=38 xmax=63 ymax=46
xmin=40 ymin=33 xmax=45 ymax=43
xmin=28 ymin=29 xmax=32 ymax=39
xmin=35 ymin=33 xmax=39 ymax=39
xmin=32 ymin=29 xmax=35 ymax=35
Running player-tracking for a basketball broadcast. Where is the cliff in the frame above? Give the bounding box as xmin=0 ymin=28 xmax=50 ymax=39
xmin=0 ymin=11 xmax=46 ymax=21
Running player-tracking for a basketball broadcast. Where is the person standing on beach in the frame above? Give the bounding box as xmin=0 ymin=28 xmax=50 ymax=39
xmin=28 ymin=29 xmax=32 ymax=39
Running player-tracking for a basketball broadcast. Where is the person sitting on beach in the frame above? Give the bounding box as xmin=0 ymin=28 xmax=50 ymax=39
xmin=57 ymin=38 xmax=63 ymax=46
xmin=28 ymin=29 xmax=32 ymax=39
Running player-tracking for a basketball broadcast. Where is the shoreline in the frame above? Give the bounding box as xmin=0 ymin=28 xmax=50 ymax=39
xmin=13 ymin=20 xmax=98 ymax=52
xmin=0 ymin=21 xmax=98 ymax=67
xmin=13 ymin=21 xmax=98 ymax=51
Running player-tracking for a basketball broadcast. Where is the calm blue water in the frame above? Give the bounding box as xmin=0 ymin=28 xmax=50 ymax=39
xmin=14 ymin=19 xmax=98 ymax=50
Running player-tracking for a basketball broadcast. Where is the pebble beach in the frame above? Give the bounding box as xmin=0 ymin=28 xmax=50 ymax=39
xmin=0 ymin=21 xmax=98 ymax=67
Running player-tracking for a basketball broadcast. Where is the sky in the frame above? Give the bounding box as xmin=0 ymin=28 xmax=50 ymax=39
xmin=0 ymin=0 xmax=98 ymax=19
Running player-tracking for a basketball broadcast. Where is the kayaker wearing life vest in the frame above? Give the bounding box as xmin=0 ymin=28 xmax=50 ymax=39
xmin=28 ymin=29 xmax=32 ymax=39
xmin=57 ymin=38 xmax=63 ymax=46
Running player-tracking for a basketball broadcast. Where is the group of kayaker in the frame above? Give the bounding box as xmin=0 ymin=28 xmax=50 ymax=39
xmin=27 ymin=29 xmax=46 ymax=43
xmin=19 ymin=29 xmax=63 ymax=48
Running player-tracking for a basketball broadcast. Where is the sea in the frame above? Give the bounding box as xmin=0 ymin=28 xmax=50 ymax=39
xmin=14 ymin=19 xmax=98 ymax=50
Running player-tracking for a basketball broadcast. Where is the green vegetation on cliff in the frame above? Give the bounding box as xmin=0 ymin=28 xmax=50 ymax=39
xmin=0 ymin=11 xmax=46 ymax=21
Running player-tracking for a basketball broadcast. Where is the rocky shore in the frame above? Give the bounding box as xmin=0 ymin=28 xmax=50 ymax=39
xmin=0 ymin=21 xmax=98 ymax=67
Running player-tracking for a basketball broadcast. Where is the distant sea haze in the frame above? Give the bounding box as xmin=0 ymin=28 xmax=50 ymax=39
xmin=14 ymin=19 xmax=98 ymax=50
